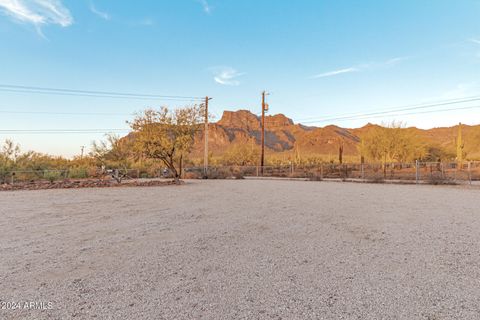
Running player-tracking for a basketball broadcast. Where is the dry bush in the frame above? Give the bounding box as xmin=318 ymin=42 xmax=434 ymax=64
xmin=308 ymin=174 xmax=323 ymax=181
xmin=205 ymin=168 xmax=232 ymax=179
xmin=44 ymin=171 xmax=62 ymax=183
xmin=183 ymin=171 xmax=201 ymax=179
xmin=367 ymin=176 xmax=385 ymax=184
xmin=426 ymin=172 xmax=456 ymax=185
xmin=230 ymin=167 xmax=245 ymax=179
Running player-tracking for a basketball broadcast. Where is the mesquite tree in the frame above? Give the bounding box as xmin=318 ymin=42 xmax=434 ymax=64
xmin=129 ymin=106 xmax=204 ymax=183
xmin=91 ymin=134 xmax=133 ymax=182
xmin=0 ymin=139 xmax=20 ymax=183
xmin=358 ymin=121 xmax=426 ymax=177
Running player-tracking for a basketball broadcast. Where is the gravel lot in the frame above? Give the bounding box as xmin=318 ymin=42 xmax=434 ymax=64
xmin=0 ymin=180 xmax=479 ymax=319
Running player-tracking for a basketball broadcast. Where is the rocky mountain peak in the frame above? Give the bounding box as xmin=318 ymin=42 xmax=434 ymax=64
xmin=217 ymin=110 xmax=260 ymax=130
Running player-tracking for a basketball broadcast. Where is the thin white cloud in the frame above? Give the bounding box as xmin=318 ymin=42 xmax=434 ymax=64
xmin=311 ymin=56 xmax=409 ymax=79
xmin=385 ymin=56 xmax=410 ymax=66
xmin=0 ymin=0 xmax=72 ymax=27
xmin=466 ymin=38 xmax=480 ymax=60
xmin=439 ymin=82 xmax=480 ymax=100
xmin=212 ymin=67 xmax=244 ymax=86
xmin=89 ymin=2 xmax=110 ymax=21
xmin=311 ymin=67 xmax=359 ymax=79
xmin=469 ymin=38 xmax=480 ymax=45
xmin=198 ymin=0 xmax=212 ymax=14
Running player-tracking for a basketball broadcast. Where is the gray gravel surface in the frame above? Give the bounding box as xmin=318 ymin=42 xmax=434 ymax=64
xmin=0 ymin=180 xmax=479 ymax=319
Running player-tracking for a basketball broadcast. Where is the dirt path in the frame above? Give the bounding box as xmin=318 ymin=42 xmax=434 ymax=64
xmin=0 ymin=180 xmax=479 ymax=319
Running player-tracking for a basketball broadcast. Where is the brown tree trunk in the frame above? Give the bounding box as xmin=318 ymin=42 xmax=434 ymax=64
xmin=179 ymin=154 xmax=183 ymax=179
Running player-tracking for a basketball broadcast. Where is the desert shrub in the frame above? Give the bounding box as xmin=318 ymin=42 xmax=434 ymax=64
xmin=291 ymin=171 xmax=308 ymax=179
xmin=232 ymin=167 xmax=245 ymax=179
xmin=367 ymin=176 xmax=385 ymax=184
xmin=222 ymin=143 xmax=259 ymax=166
xmin=0 ymin=167 xmax=10 ymax=184
xmin=68 ymin=168 xmax=88 ymax=179
xmin=308 ymin=174 xmax=322 ymax=181
xmin=44 ymin=171 xmax=62 ymax=183
xmin=184 ymin=171 xmax=201 ymax=179
xmin=206 ymin=168 xmax=233 ymax=179
xmin=426 ymin=172 xmax=456 ymax=185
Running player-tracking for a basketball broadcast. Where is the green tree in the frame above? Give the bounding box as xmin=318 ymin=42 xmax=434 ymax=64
xmin=91 ymin=134 xmax=133 ymax=182
xmin=359 ymin=122 xmax=426 ymax=165
xmin=222 ymin=142 xmax=260 ymax=166
xmin=0 ymin=139 xmax=20 ymax=182
xmin=129 ymin=106 xmax=204 ymax=183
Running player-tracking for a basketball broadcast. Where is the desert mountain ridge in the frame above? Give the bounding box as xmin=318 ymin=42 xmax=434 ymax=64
xmin=189 ymin=109 xmax=480 ymax=161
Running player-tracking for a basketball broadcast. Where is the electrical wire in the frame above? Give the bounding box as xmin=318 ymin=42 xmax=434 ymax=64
xmin=0 ymin=84 xmax=205 ymax=101
xmin=0 ymin=129 xmax=129 ymax=134
xmin=295 ymin=95 xmax=480 ymax=124
xmin=0 ymin=110 xmax=133 ymax=116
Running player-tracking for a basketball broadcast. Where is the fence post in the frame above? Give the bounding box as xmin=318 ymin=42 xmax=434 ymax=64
xmin=468 ymin=162 xmax=472 ymax=185
xmin=415 ymin=160 xmax=419 ymax=184
xmin=320 ymin=163 xmax=324 ymax=180
xmin=361 ymin=163 xmax=365 ymax=182
xmin=454 ymin=162 xmax=457 ymax=182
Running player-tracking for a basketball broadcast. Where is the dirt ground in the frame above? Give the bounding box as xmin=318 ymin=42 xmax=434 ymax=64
xmin=0 ymin=180 xmax=479 ymax=319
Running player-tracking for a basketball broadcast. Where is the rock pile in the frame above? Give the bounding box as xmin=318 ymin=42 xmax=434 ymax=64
xmin=0 ymin=179 xmax=175 ymax=191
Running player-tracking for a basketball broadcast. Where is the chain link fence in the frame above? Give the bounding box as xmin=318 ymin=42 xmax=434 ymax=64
xmin=188 ymin=161 xmax=480 ymax=185
xmin=1 ymin=162 xmax=479 ymax=185
xmin=0 ymin=168 xmax=141 ymax=184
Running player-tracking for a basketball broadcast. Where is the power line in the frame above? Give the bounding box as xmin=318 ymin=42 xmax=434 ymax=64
xmin=0 ymin=84 xmax=205 ymax=100
xmin=337 ymin=105 xmax=480 ymax=122
xmin=262 ymin=104 xmax=480 ymax=128
xmin=4 ymin=104 xmax=476 ymax=133
xmin=0 ymin=110 xmax=133 ymax=116
xmin=0 ymin=84 xmax=204 ymax=101
xmin=2 ymin=105 xmax=478 ymax=135
xmin=0 ymin=129 xmax=129 ymax=134
xmin=296 ymin=95 xmax=480 ymax=124
xmin=0 ymin=88 xmax=202 ymax=102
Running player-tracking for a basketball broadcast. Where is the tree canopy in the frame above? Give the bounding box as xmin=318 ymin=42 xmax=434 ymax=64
xmin=129 ymin=106 xmax=204 ymax=182
xmin=358 ymin=122 xmax=426 ymax=164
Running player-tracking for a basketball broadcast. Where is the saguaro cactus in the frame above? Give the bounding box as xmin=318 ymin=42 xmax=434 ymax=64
xmin=456 ymin=122 xmax=465 ymax=165
xmin=338 ymin=139 xmax=344 ymax=164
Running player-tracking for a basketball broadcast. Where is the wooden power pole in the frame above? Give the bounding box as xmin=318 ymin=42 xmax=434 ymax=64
xmin=204 ymin=96 xmax=212 ymax=177
xmin=260 ymin=91 xmax=269 ymax=175
xmin=456 ymin=122 xmax=464 ymax=165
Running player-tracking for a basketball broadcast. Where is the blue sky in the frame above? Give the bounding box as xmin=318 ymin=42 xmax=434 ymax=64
xmin=1 ymin=0 xmax=480 ymax=156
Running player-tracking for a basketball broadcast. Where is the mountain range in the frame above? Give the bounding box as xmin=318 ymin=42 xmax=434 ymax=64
xmin=190 ymin=110 xmax=480 ymax=161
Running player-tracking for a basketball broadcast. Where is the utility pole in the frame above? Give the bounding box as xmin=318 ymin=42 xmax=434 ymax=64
xmin=80 ymin=146 xmax=85 ymax=159
xmin=204 ymin=96 xmax=212 ymax=177
xmin=260 ymin=91 xmax=269 ymax=175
